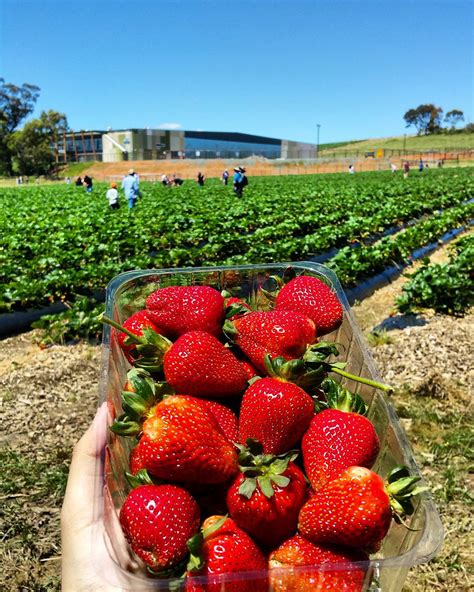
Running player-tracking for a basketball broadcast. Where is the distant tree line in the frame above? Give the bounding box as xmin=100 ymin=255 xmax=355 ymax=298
xmin=0 ymin=78 xmax=68 ymax=176
xmin=403 ymin=104 xmax=471 ymax=136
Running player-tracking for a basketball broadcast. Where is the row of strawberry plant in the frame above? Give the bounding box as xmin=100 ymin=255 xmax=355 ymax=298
xmin=395 ymin=233 xmax=474 ymax=316
xmin=0 ymin=169 xmax=472 ymax=313
xmin=144 ymin=171 xmax=472 ymax=260
xmin=326 ymin=202 xmax=473 ymax=286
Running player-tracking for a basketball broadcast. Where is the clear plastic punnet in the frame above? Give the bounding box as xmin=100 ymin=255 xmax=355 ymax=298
xmin=94 ymin=262 xmax=443 ymax=591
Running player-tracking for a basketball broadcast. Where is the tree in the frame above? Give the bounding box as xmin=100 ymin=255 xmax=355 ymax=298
xmin=403 ymin=104 xmax=444 ymax=135
xmin=0 ymin=78 xmax=40 ymax=174
xmin=9 ymin=110 xmax=68 ymax=176
xmin=444 ymin=109 xmax=464 ymax=130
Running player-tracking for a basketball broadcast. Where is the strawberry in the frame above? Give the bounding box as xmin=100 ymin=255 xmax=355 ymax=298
xmin=226 ymin=442 xmax=307 ymax=548
xmin=197 ymin=398 xmax=239 ymax=443
xmin=239 ymin=377 xmax=314 ymax=455
xmin=240 ymin=359 xmax=259 ymax=380
xmin=114 ymin=310 xmax=162 ymax=363
xmin=275 ymin=275 xmax=344 ymax=336
xmin=133 ymin=395 xmax=239 ymax=484
xmin=186 ymin=516 xmax=268 ymax=591
xmin=298 ymin=466 xmax=427 ymax=550
xmin=119 ymin=484 xmax=200 ymax=573
xmin=112 ymin=367 xmax=239 ymax=445
xmin=129 ymin=442 xmax=145 ymax=475
xmin=103 ymin=311 xmax=249 ymax=395
xmin=146 ymin=285 xmax=225 ymax=339
xmin=302 ymin=379 xmax=380 ymax=491
xmin=269 ymin=534 xmax=368 ymax=591
xmin=163 ymin=331 xmax=249 ymax=398
xmin=224 ymin=295 xmax=252 ymax=320
xmin=225 ymin=310 xmax=317 ymax=375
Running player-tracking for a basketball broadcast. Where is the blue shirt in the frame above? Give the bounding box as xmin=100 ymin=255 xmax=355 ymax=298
xmin=122 ymin=174 xmax=139 ymax=199
xmin=233 ymin=171 xmax=242 ymax=183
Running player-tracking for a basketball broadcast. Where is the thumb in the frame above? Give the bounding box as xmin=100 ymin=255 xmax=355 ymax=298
xmin=62 ymin=402 xmax=109 ymax=527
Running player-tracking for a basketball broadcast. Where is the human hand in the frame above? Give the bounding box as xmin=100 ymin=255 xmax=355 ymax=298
xmin=61 ymin=404 xmax=147 ymax=591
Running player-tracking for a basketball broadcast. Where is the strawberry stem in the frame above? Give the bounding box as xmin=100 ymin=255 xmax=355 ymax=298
xmin=99 ymin=313 xmax=146 ymax=344
xmin=330 ymin=366 xmax=393 ymax=393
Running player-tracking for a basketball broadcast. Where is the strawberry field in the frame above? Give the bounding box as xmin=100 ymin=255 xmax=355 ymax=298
xmin=0 ymin=168 xmax=472 ymax=318
xmin=0 ymin=171 xmax=473 ymax=592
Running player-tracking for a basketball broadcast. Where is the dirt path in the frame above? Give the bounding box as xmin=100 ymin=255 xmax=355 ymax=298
xmin=0 ymin=239 xmax=472 ymax=591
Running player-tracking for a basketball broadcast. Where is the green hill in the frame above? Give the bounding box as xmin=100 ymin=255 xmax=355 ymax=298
xmin=321 ymin=130 xmax=474 ymax=154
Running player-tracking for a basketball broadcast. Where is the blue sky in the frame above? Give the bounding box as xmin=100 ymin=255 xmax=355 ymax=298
xmin=1 ymin=0 xmax=472 ymax=143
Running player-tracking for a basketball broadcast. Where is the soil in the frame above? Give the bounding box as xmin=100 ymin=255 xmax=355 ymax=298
xmin=0 ymin=239 xmax=472 ymax=591
xmin=81 ymin=157 xmax=407 ymax=182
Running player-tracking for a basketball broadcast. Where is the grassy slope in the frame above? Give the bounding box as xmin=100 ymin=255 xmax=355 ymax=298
xmin=321 ymin=131 xmax=474 ymax=154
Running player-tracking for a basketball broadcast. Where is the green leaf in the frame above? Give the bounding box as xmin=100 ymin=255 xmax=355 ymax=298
xmin=238 ymin=477 xmax=257 ymax=499
xmin=257 ymin=475 xmax=275 ymax=498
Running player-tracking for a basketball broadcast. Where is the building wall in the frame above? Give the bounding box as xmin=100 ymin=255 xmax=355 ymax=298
xmin=61 ymin=129 xmax=318 ymax=162
xmin=183 ymin=136 xmax=281 ymax=159
xmin=281 ymin=140 xmax=317 ymax=159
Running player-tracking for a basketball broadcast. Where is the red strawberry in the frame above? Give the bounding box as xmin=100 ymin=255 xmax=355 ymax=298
xmin=129 ymin=443 xmax=145 ymax=475
xmin=134 ymin=395 xmax=239 ymax=484
xmin=186 ymin=516 xmax=268 ymax=591
xmin=227 ymin=447 xmax=307 ymax=548
xmin=240 ymin=359 xmax=259 ymax=381
xmin=239 ymin=377 xmax=314 ymax=455
xmin=104 ymin=314 xmax=249 ymax=395
xmin=276 ymin=275 xmax=344 ymax=336
xmin=302 ymin=381 xmax=380 ymax=491
xmin=298 ymin=466 xmax=426 ymax=549
xmin=146 ymin=285 xmax=224 ymax=338
xmin=269 ymin=534 xmax=368 ymax=591
xmin=226 ymin=310 xmax=316 ymax=375
xmin=119 ymin=484 xmax=200 ymax=572
xmin=164 ymin=331 xmax=248 ymax=398
xmin=115 ymin=310 xmax=161 ymax=363
xmin=112 ymin=368 xmax=239 ymax=448
xmin=197 ymin=399 xmax=239 ymax=443
xmin=224 ymin=296 xmax=252 ymax=320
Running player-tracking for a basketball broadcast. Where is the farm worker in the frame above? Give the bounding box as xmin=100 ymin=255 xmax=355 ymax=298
xmin=122 ymin=169 xmax=139 ymax=208
xmin=197 ymin=171 xmax=205 ymax=186
xmin=403 ymin=161 xmax=410 ymax=179
xmin=348 ymin=164 xmax=355 ymax=174
xmin=222 ymin=169 xmax=229 ymax=185
xmin=233 ymin=167 xmax=242 ymax=196
xmin=132 ymin=171 xmax=143 ymax=198
xmin=83 ymin=175 xmax=93 ymax=193
xmin=106 ymin=182 xmax=120 ymax=210
xmin=234 ymin=166 xmax=248 ymax=198
xmin=418 ymin=159 xmax=424 ymax=173
xmin=391 ymin=163 xmax=397 ymax=173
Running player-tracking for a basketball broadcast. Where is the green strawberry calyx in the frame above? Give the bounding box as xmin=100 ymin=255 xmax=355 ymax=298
xmin=264 ymin=354 xmax=327 ymax=391
xmin=316 ymin=377 xmax=368 ymax=416
xmin=99 ymin=313 xmax=173 ymax=373
xmin=110 ymin=367 xmax=174 ymax=437
xmin=186 ymin=515 xmax=228 ymax=572
xmin=222 ymin=318 xmax=239 ymax=340
xmin=385 ymin=465 xmax=429 ymax=526
xmin=304 ymin=341 xmax=394 ymax=393
xmin=221 ymin=291 xmax=252 ymax=320
xmin=125 ymin=468 xmax=155 ymax=488
xmin=145 ymin=556 xmax=189 ymax=580
xmin=236 ymin=438 xmax=299 ymax=499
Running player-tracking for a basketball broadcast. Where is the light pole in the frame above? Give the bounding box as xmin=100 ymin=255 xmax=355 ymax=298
xmin=316 ymin=124 xmax=321 ymax=158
